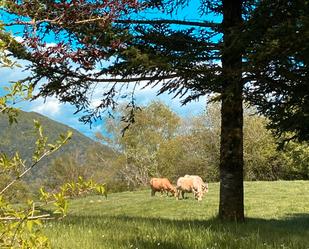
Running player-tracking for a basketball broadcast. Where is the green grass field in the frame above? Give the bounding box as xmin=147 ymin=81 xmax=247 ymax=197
xmin=43 ymin=181 xmax=309 ymax=249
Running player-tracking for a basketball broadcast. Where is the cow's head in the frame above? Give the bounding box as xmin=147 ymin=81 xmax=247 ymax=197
xmin=202 ymin=183 xmax=209 ymax=193
xmin=169 ymin=186 xmax=177 ymax=197
xmin=195 ymin=191 xmax=203 ymax=201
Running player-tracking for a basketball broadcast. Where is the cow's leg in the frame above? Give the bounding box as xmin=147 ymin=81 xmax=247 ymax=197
xmin=181 ymin=191 xmax=185 ymax=199
xmin=196 ymin=190 xmax=203 ymax=201
xmin=192 ymin=189 xmax=197 ymax=199
xmin=176 ymin=188 xmax=180 ymax=200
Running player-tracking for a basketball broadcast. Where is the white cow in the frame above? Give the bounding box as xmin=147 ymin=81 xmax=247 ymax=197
xmin=184 ymin=175 xmax=209 ymax=200
xmin=176 ymin=177 xmax=196 ymax=200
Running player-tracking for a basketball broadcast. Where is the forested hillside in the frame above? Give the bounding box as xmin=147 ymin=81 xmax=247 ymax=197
xmin=0 ymin=110 xmax=112 ymax=183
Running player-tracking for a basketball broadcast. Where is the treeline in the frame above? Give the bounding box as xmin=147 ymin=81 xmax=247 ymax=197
xmin=44 ymin=102 xmax=309 ymax=192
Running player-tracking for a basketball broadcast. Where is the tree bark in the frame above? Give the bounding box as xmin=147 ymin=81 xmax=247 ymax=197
xmin=219 ymin=0 xmax=244 ymax=221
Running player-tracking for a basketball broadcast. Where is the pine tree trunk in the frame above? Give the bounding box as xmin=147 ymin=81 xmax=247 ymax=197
xmin=219 ymin=0 xmax=244 ymax=221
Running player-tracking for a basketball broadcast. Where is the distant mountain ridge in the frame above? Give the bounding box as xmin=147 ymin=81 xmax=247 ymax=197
xmin=0 ymin=110 xmax=110 ymax=179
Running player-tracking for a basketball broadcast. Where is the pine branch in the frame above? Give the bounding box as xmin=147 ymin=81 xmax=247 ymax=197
xmin=82 ymin=73 xmax=179 ymax=83
xmin=115 ymin=19 xmax=220 ymax=28
xmin=5 ymin=18 xmax=220 ymax=29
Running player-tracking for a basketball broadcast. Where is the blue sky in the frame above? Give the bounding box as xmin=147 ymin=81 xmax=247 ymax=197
xmin=0 ymin=1 xmax=221 ymax=139
xmin=0 ymin=60 xmax=207 ymax=139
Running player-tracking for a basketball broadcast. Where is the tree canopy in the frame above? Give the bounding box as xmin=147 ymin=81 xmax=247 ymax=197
xmin=2 ymin=0 xmax=308 ymax=142
xmin=243 ymin=0 xmax=309 ymax=142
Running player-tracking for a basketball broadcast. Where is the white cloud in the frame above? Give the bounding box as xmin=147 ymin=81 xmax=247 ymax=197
xmin=1 ymin=58 xmax=207 ymax=138
xmin=134 ymin=82 xmax=207 ymax=116
xmin=14 ymin=36 xmax=24 ymax=43
xmin=30 ymin=98 xmax=62 ymax=117
xmin=86 ymin=80 xmax=207 ymax=119
xmin=89 ymin=99 xmax=103 ymax=109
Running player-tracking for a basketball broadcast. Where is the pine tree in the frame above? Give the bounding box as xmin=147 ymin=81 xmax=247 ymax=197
xmin=2 ymin=0 xmax=308 ymax=221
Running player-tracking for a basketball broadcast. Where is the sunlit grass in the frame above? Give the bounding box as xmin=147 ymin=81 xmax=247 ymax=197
xmin=43 ymin=181 xmax=309 ymax=249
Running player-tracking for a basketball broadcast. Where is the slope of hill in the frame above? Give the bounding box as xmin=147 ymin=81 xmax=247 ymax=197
xmin=0 ymin=110 xmax=111 ymax=180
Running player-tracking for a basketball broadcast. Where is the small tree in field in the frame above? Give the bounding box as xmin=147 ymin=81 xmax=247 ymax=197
xmin=2 ymin=0 xmax=309 ymax=221
xmin=99 ymin=101 xmax=180 ymax=187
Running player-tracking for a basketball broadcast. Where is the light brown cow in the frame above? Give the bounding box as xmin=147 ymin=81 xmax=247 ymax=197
xmin=149 ymin=178 xmax=176 ymax=197
xmin=177 ymin=175 xmax=208 ymax=201
xmin=176 ymin=177 xmax=196 ymax=200
xmin=184 ymin=175 xmax=209 ymax=194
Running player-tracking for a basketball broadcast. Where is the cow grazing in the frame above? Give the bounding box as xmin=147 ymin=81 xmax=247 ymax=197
xmin=149 ymin=178 xmax=176 ymax=197
xmin=176 ymin=175 xmax=208 ymax=201
xmin=184 ymin=175 xmax=209 ymax=194
xmin=176 ymin=177 xmax=196 ymax=200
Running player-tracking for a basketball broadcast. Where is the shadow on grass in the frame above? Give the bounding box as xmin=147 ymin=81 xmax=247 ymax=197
xmin=63 ymin=212 xmax=309 ymax=229
xmin=59 ymin=212 xmax=309 ymax=242
xmin=45 ymin=212 xmax=309 ymax=248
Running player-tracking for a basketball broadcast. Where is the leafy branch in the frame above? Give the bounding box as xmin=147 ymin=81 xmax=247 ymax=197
xmin=39 ymin=176 xmax=107 ymax=217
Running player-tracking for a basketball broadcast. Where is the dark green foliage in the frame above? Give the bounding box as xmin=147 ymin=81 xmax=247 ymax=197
xmin=280 ymin=141 xmax=309 ymax=180
xmin=244 ymin=0 xmax=309 ymax=142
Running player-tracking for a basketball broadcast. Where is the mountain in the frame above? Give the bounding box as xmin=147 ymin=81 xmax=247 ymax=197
xmin=0 ymin=110 xmax=111 ymax=180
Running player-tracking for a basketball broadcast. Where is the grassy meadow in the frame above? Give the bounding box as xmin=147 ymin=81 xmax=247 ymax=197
xmin=43 ymin=181 xmax=309 ymax=249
